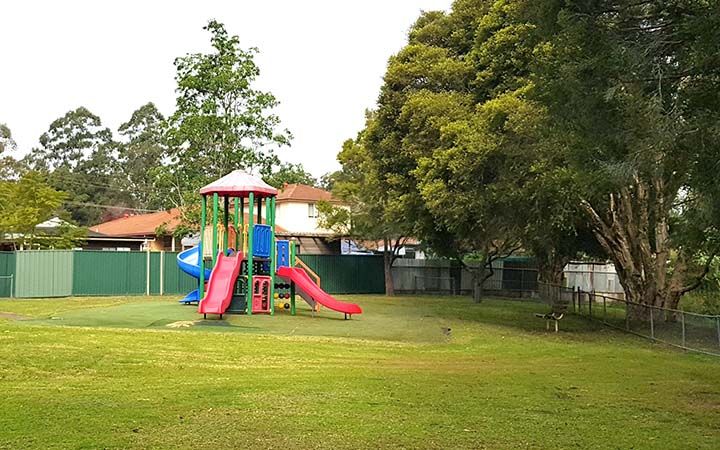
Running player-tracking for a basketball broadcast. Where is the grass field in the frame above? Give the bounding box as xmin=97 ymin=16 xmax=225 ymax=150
xmin=1 ymin=294 xmax=719 ymax=449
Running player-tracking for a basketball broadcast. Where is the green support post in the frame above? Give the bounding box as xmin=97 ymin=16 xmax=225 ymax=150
xmin=290 ymin=239 xmax=296 ymax=316
xmin=223 ymin=195 xmax=229 ymax=252
xmin=257 ymin=197 xmax=262 ymax=223
xmin=246 ymin=193 xmax=255 ymax=315
xmin=234 ymin=197 xmax=240 ymax=250
xmin=212 ymin=193 xmax=219 ymax=267
xmin=199 ymin=195 xmax=207 ymax=298
xmin=267 ymin=196 xmax=275 ymax=315
xmin=239 ymin=197 xmax=244 ymax=252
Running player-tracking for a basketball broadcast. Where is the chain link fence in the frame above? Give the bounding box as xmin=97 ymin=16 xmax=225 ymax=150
xmin=540 ymin=283 xmax=720 ymax=357
xmin=393 ymin=261 xmax=539 ymax=298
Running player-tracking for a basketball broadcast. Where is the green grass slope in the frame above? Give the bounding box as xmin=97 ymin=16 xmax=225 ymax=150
xmin=0 ymin=295 xmax=718 ymax=449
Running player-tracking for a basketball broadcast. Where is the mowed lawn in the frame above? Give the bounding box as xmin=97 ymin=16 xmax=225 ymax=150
xmin=0 ymin=295 xmax=719 ymax=449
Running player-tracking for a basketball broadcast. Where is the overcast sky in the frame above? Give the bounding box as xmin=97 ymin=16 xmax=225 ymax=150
xmin=0 ymin=0 xmax=453 ymax=178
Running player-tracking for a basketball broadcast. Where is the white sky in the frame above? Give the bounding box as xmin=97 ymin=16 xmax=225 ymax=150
xmin=0 ymin=0 xmax=453 ymax=178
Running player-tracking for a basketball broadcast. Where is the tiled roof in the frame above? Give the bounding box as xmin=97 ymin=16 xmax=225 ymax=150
xmin=91 ymin=207 xmax=287 ymax=237
xmin=277 ymin=184 xmax=340 ymax=203
xmin=90 ymin=209 xmax=183 ymax=237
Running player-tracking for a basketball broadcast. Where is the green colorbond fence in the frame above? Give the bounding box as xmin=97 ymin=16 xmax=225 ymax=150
xmin=299 ymin=255 xmax=385 ymax=294
xmin=0 ymin=251 xmax=384 ymax=298
xmin=73 ymin=251 xmax=196 ymax=296
xmin=15 ymin=251 xmax=74 ymax=297
xmin=160 ymin=252 xmax=198 ymax=296
xmin=73 ymin=251 xmax=149 ymax=296
xmin=0 ymin=252 xmax=15 ymax=297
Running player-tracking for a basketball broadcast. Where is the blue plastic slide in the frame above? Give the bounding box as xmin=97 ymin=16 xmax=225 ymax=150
xmin=177 ymin=246 xmax=212 ymax=304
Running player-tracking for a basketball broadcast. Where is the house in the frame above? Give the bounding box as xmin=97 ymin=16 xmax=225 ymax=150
xmin=89 ymin=209 xmax=183 ymax=251
xmin=275 ymin=183 xmax=341 ymax=234
xmin=87 ymin=183 xmax=354 ymax=254
xmin=90 ymin=207 xmax=287 ymax=253
xmin=0 ymin=217 xmax=148 ymax=251
xmin=273 ymin=183 xmax=345 ymax=254
xmin=273 ymin=184 xmax=432 ymax=257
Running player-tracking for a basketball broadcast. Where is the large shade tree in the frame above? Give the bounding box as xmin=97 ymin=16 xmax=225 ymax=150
xmin=25 ymin=107 xmax=131 ymax=225
xmin=342 ymin=0 xmax=588 ymax=300
xmin=344 ymin=0 xmax=719 ymax=310
xmin=319 ymin=119 xmax=415 ymax=296
xmin=535 ymin=0 xmax=720 ymax=310
xmin=118 ymin=102 xmax=168 ymax=210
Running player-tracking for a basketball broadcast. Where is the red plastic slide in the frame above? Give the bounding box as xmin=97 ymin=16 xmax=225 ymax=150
xmin=276 ymin=266 xmax=362 ymax=316
xmin=198 ymin=252 xmax=243 ymax=316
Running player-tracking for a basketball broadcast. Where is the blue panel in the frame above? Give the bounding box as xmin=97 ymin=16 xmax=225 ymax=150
xmin=276 ymin=240 xmax=290 ymax=268
xmin=253 ymin=224 xmax=272 ymax=258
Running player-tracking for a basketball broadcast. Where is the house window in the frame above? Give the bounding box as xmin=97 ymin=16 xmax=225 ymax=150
xmin=308 ymin=203 xmax=318 ymax=218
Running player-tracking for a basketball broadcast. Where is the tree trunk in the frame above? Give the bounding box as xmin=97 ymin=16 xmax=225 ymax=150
xmin=383 ymin=242 xmax=395 ymax=296
xmin=470 ymin=265 xmax=494 ymax=303
xmin=580 ymin=174 xmax=706 ymax=321
xmin=472 ymin=270 xmax=484 ymax=303
xmin=537 ymin=251 xmax=567 ymax=286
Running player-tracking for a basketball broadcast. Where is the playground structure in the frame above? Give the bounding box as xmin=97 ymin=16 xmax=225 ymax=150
xmin=177 ymin=170 xmax=362 ymax=319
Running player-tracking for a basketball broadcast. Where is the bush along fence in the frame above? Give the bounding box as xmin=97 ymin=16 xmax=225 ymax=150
xmin=0 ymin=250 xmax=386 ymax=299
xmin=539 ymin=282 xmax=720 ymax=357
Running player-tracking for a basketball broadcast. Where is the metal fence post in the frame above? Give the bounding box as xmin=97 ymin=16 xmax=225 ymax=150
xmin=589 ymin=290 xmax=594 ymax=318
xmin=717 ymin=317 xmax=720 ymax=349
xmin=625 ymin=298 xmax=630 ymax=331
xmin=603 ymin=295 xmax=607 ymax=324
xmin=681 ymin=310 xmax=686 ymax=348
xmin=159 ymin=251 xmax=164 ymax=296
xmin=9 ymin=274 xmax=13 ymax=298
xmin=145 ymin=247 xmax=150 ymax=296
xmin=649 ymin=305 xmax=655 ymax=340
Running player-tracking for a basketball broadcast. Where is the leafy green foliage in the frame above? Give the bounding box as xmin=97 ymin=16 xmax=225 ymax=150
xmin=346 ymin=0 xmax=719 ymax=305
xmin=26 ymin=107 xmax=112 ymax=171
xmin=0 ymin=123 xmax=22 ymax=179
xmin=262 ymin=162 xmax=316 ymax=188
xmin=0 ymin=171 xmax=86 ymax=249
xmin=319 ymin=122 xmax=416 ymax=294
xmin=160 ymin=19 xmax=291 ymax=211
xmin=118 ymin=103 xmax=167 ymax=210
xmin=0 ymin=123 xmax=16 ymax=154
xmin=532 ymin=0 xmax=720 ymax=306
xmin=4 ymin=21 xmax=298 ymax=234
xmin=24 ymin=107 xmax=133 ymax=225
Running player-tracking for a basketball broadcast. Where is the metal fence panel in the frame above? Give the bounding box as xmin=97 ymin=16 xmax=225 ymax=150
xmin=299 ymin=255 xmax=385 ymax=294
xmin=72 ymin=251 xmax=147 ymax=296
xmin=0 ymin=252 xmax=15 ymax=297
xmin=149 ymin=252 xmax=161 ymax=295
xmin=15 ymin=250 xmax=73 ymax=297
xmin=163 ymin=252 xmax=198 ymax=295
xmin=393 ymin=259 xmax=457 ymax=293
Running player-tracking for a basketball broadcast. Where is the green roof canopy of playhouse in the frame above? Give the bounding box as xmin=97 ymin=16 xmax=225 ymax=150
xmin=199 ymin=170 xmax=278 ymax=198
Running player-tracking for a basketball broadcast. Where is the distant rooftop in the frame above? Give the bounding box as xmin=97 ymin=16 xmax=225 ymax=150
xmin=277 ymin=183 xmax=340 ymax=203
xmin=91 ymin=208 xmax=286 ymax=237
xmin=90 ymin=209 xmax=182 ymax=237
